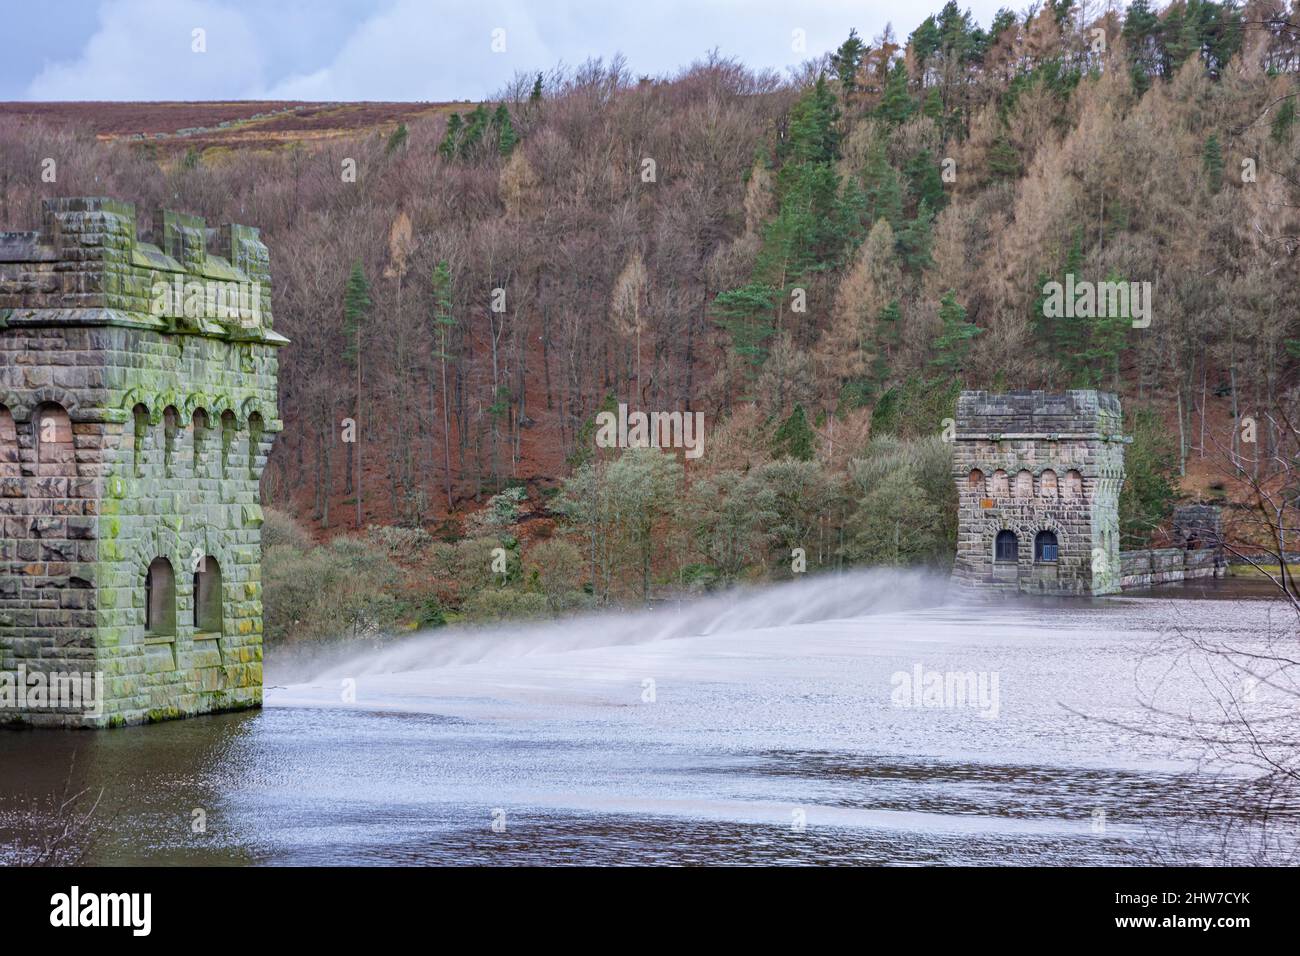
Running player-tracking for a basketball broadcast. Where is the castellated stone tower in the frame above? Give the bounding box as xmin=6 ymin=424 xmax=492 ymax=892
xmin=952 ymin=390 xmax=1127 ymax=596
xmin=0 ymin=197 xmax=286 ymax=727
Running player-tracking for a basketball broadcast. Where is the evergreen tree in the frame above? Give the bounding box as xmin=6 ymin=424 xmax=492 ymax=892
xmin=905 ymin=148 xmax=947 ymax=213
xmin=1119 ymin=406 xmax=1178 ymax=547
xmin=878 ymin=61 xmax=915 ymax=125
xmin=385 ymin=122 xmax=408 ymax=155
xmin=771 ymin=404 xmax=816 ymax=461
xmin=1202 ymin=133 xmax=1224 ymax=193
xmin=494 ymin=104 xmax=518 ymax=156
xmin=929 ymin=291 xmax=981 ymax=375
xmin=1080 ymin=269 xmax=1131 ymax=390
xmin=438 ymin=113 xmax=463 ymax=158
xmin=831 ymin=29 xmax=868 ymax=95
xmin=712 ymin=283 xmax=778 ymax=371
xmin=459 ymin=105 xmax=490 ymax=156
xmin=896 ymin=199 xmax=934 ymax=272
xmin=783 ymin=75 xmax=841 ymax=163
xmin=862 ymin=140 xmax=904 ymax=229
xmin=1272 ymin=98 xmax=1296 ymax=144
xmin=343 ymin=261 xmax=372 ymax=367
xmin=1123 ymin=0 xmax=1161 ymax=94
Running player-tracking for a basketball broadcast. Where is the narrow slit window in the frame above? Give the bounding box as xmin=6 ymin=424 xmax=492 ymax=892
xmin=192 ymin=408 xmax=209 ymax=473
xmin=145 ymin=557 xmax=176 ymax=637
xmin=192 ymin=555 xmax=223 ymax=634
xmin=132 ymin=403 xmax=150 ymax=477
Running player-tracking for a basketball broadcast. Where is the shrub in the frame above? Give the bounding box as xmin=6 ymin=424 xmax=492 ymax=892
xmin=262 ymin=507 xmax=312 ymax=550
xmin=366 ymin=523 xmax=433 ymax=556
xmin=524 ymin=538 xmax=584 ymax=610
xmin=262 ymin=536 xmax=402 ymax=645
xmin=460 ymin=588 xmax=549 ymax=623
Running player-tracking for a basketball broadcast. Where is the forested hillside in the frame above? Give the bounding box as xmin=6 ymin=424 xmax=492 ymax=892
xmin=2 ymin=1 xmax=1298 ymax=634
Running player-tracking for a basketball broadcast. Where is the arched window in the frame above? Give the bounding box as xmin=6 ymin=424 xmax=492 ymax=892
xmin=990 ymin=470 xmax=1008 ymax=496
xmin=193 ymin=555 xmax=222 ymax=634
xmin=1014 ymin=469 xmax=1033 ymax=498
xmin=995 ymin=530 xmax=1018 ymax=562
xmin=33 ymin=402 xmax=74 ymax=477
xmin=1035 ymin=530 xmax=1059 ymax=563
xmin=145 ymin=557 xmax=176 ymax=637
xmin=192 ymin=408 xmax=209 ymax=473
xmin=248 ymin=412 xmax=264 ymax=480
xmin=967 ymin=468 xmax=985 ymax=493
xmin=1064 ymin=470 xmax=1083 ymax=499
xmin=220 ymin=410 xmax=237 ymax=478
xmin=0 ymin=405 xmax=18 ymax=477
xmin=163 ymin=406 xmax=179 ymax=477
xmin=132 ymin=403 xmax=150 ymax=477
xmin=1039 ymin=469 xmax=1058 ymax=498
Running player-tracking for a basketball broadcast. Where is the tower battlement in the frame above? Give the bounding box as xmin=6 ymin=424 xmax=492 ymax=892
xmin=0 ymin=197 xmax=282 ymax=343
xmin=956 ymin=389 xmax=1124 ymax=437
xmin=0 ymin=198 xmax=286 ymax=728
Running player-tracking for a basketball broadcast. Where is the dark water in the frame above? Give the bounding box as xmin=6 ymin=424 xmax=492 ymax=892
xmin=1 ymin=571 xmax=1296 ymax=865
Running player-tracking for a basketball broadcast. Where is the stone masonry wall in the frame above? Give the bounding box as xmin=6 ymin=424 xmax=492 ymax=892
xmin=0 ymin=197 xmax=284 ymax=728
xmin=1120 ymin=547 xmax=1226 ymax=588
xmin=952 ymin=390 xmax=1127 ymax=596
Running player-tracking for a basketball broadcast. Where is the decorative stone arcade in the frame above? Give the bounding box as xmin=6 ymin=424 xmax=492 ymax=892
xmin=0 ymin=197 xmax=286 ymax=727
xmin=951 ymin=390 xmax=1128 ymax=596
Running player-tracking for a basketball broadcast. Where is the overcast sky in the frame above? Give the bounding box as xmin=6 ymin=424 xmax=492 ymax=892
xmin=4 ymin=0 xmax=1014 ymax=102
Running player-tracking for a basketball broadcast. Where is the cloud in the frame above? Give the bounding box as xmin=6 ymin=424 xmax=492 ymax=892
xmin=26 ymin=0 xmax=267 ymax=100
xmin=20 ymin=0 xmax=1014 ymax=102
xmin=258 ymin=0 xmax=552 ymax=101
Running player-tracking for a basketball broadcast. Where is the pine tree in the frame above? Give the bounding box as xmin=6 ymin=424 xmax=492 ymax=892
xmin=929 ymin=290 xmax=981 ymax=375
xmin=1080 ymin=269 xmax=1131 ymax=390
xmin=438 ymin=113 xmax=462 ymax=158
xmin=878 ymin=61 xmax=915 ymax=125
xmin=896 ymin=199 xmax=934 ymax=272
xmin=905 ymin=148 xmax=947 ymax=213
xmin=459 ymin=105 xmax=490 ymax=156
xmin=713 ymin=283 xmax=777 ymax=372
xmin=783 ymin=75 xmax=841 ymax=163
xmin=343 ymin=261 xmax=371 ymax=365
xmin=1202 ymin=134 xmax=1224 ymax=193
xmin=862 ymin=140 xmax=903 ymax=229
xmin=831 ymin=29 xmax=868 ymax=96
xmin=494 ymin=104 xmax=518 ymax=156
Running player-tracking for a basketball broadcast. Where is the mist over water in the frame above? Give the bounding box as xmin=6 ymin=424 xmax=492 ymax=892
xmin=276 ymin=566 xmax=952 ymax=685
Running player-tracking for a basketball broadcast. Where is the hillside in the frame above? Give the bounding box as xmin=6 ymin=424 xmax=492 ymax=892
xmin=1 ymin=1 xmax=1298 ymax=611
xmin=0 ymin=100 xmax=466 ymax=153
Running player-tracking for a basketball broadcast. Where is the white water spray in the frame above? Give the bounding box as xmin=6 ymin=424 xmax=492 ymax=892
xmin=275 ymin=567 xmax=950 ymax=684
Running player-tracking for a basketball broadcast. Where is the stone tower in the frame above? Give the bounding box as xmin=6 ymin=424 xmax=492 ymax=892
xmin=0 ymin=197 xmax=286 ymax=727
xmin=951 ymin=390 xmax=1127 ymax=596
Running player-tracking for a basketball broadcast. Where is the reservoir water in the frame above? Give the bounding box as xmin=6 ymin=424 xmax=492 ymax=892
xmin=2 ymin=570 xmax=1295 ymax=865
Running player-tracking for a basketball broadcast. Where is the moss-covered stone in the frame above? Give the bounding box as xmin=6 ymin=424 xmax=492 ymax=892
xmin=0 ymin=197 xmax=286 ymax=729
